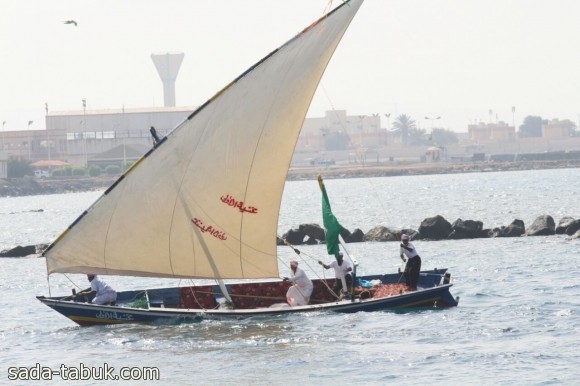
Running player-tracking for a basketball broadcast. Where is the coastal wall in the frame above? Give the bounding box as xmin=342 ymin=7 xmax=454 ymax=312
xmin=0 ymin=176 xmax=115 ymax=197
xmin=2 ymin=159 xmax=580 ymax=196
xmin=287 ymin=159 xmax=580 ymax=181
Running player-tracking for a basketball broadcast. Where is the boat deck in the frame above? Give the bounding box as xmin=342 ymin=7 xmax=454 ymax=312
xmin=107 ymin=278 xmax=414 ymax=311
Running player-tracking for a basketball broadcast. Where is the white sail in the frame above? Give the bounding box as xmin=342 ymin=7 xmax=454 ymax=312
xmin=45 ymin=0 xmax=364 ymax=279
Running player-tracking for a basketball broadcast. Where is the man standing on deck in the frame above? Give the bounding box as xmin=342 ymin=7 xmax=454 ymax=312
xmin=400 ymin=234 xmax=422 ymax=290
xmin=318 ymin=252 xmax=352 ymax=298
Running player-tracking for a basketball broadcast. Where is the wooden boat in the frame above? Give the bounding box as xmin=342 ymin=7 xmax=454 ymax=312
xmin=37 ymin=0 xmax=458 ymax=326
xmin=37 ymin=269 xmax=458 ymax=326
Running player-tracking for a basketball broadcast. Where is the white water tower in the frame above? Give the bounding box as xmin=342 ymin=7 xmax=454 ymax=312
xmin=151 ymin=52 xmax=184 ymax=107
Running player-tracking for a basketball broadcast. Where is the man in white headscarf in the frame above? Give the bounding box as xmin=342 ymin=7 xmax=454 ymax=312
xmin=284 ymin=261 xmax=313 ymax=306
xmin=318 ymin=252 xmax=352 ymax=298
xmin=399 ymin=234 xmax=422 ymax=290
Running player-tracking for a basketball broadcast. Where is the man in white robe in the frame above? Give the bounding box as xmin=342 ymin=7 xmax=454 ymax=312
xmin=75 ymin=274 xmax=117 ymax=305
xmin=284 ymin=261 xmax=313 ymax=306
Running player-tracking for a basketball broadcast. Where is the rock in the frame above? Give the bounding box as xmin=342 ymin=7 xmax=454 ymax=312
xmin=35 ymin=244 xmax=49 ymax=254
xmin=418 ymin=215 xmax=452 ymax=240
xmin=0 ymin=244 xmax=37 ymax=257
xmin=362 ymin=227 xmax=420 ymax=242
xmin=449 ymin=218 xmax=485 ymax=239
xmin=298 ymin=223 xmax=325 ymax=243
xmin=344 ymin=228 xmax=364 ymax=243
xmin=363 ymin=226 xmax=397 ymax=242
xmin=565 ymin=219 xmax=580 ymax=236
xmin=526 ymin=215 xmax=555 ymax=236
xmin=304 ymin=236 xmax=319 ymax=245
xmin=339 ymin=228 xmax=352 ymax=241
xmin=397 ymin=229 xmax=421 ymax=240
xmin=281 ymin=223 xmax=351 ymax=246
xmin=281 ymin=228 xmax=306 ymax=245
xmin=491 ymin=219 xmax=525 ymax=237
xmin=556 ymin=217 xmax=575 ymax=234
xmin=567 ymin=230 xmax=580 ymax=240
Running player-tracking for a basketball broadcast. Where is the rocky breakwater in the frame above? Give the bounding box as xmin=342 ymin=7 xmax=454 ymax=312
xmin=278 ymin=214 xmax=580 ymax=247
xmin=4 ymin=215 xmax=579 ymax=258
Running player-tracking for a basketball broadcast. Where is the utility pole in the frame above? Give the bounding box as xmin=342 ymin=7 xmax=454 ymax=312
xmin=45 ymin=103 xmax=51 ymax=162
xmin=424 ymin=116 xmax=441 ymax=144
xmin=1 ymin=121 xmax=5 ymax=152
xmin=27 ymin=120 xmax=34 ymax=160
xmin=82 ymin=98 xmax=87 ymax=167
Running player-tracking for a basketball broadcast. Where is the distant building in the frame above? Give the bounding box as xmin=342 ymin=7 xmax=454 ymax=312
xmin=2 ymin=107 xmax=388 ymax=166
xmin=542 ymin=119 xmax=574 ymax=140
xmin=87 ymin=143 xmax=152 ymax=169
xmin=0 ymin=107 xmax=196 ymax=167
xmin=467 ymin=121 xmax=515 ymax=143
xmin=299 ymin=110 xmax=384 ymax=151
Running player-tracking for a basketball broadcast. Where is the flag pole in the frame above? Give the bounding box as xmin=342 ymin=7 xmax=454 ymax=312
xmin=318 ymin=175 xmax=349 ymax=298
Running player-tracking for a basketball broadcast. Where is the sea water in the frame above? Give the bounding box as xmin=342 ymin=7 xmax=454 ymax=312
xmin=1 ymin=168 xmax=579 ymax=385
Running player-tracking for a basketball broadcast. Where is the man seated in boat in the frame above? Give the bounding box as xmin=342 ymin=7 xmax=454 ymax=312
xmin=73 ymin=274 xmax=117 ymax=305
xmin=318 ymin=252 xmax=353 ymax=299
xmin=283 ymin=260 xmax=313 ymax=306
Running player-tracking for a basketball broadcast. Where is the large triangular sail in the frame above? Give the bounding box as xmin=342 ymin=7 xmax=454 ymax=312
xmin=44 ymin=0 xmax=364 ymax=280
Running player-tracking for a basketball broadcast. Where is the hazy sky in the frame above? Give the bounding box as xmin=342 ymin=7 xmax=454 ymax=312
xmin=2 ymin=0 xmax=580 ymax=133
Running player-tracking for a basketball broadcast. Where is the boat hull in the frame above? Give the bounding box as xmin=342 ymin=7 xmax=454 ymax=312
xmin=37 ymin=269 xmax=459 ymax=326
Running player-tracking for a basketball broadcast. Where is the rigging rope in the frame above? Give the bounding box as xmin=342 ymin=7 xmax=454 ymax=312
xmin=365 ymin=177 xmax=389 ymax=214
xmin=63 ymin=273 xmax=83 ymax=290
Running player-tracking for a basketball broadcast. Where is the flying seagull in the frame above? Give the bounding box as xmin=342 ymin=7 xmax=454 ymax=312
xmin=63 ymin=20 xmax=77 ymax=26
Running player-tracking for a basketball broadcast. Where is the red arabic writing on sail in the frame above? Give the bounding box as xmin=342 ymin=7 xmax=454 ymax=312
xmin=220 ymin=194 xmax=258 ymax=214
xmin=191 ymin=218 xmax=227 ymax=240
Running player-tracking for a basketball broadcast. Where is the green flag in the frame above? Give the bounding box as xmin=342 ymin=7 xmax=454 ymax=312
xmin=318 ymin=176 xmax=344 ymax=260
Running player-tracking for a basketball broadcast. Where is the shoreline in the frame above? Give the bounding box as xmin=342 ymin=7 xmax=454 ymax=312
xmin=287 ymin=159 xmax=580 ymax=180
xmin=1 ymin=159 xmax=579 ymax=197
xmin=0 ymin=176 xmax=116 ymax=198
